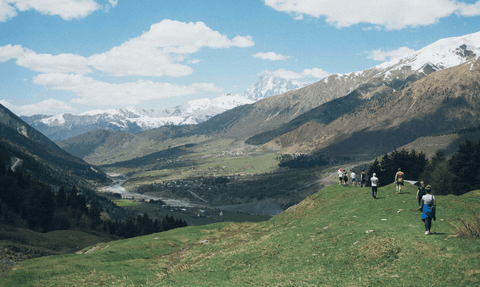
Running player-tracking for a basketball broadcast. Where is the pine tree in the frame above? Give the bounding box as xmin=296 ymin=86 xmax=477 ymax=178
xmin=449 ymin=140 xmax=480 ymax=194
xmin=56 ymin=186 xmax=67 ymax=209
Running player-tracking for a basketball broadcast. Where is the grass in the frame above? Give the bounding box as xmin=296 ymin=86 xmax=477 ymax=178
xmin=2 ymin=183 xmax=479 ymax=286
xmin=0 ymin=224 xmax=112 ymax=275
xmin=112 ymin=199 xmax=141 ymax=207
xmin=99 ymin=193 xmax=272 ymax=227
xmin=121 ymin=145 xmax=282 ymax=190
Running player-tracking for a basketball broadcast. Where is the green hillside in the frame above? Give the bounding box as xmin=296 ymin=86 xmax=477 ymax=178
xmin=1 ymin=183 xmax=478 ymax=286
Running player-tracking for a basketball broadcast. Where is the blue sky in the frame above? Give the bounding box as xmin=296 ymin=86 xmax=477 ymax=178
xmin=1 ymin=0 xmax=480 ymax=116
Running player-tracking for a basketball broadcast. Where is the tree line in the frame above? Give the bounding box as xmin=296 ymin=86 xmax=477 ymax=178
xmin=367 ymin=139 xmax=480 ymax=195
xmin=0 ymin=166 xmax=187 ymax=238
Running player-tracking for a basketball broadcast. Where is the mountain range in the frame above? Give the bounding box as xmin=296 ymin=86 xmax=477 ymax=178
xmin=21 ymin=93 xmax=256 ymax=142
xmin=21 ymin=71 xmax=305 ymax=143
xmin=56 ymin=31 xmax=480 ymax=167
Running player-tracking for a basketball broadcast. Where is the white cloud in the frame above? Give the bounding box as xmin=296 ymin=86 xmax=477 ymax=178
xmin=457 ymin=1 xmax=480 ymax=16
xmin=106 ymin=0 xmax=118 ymax=10
xmin=253 ymin=52 xmax=291 ymax=61
xmin=89 ymin=19 xmax=255 ymax=77
xmin=0 ymin=0 xmax=102 ymax=22
xmin=0 ymin=98 xmax=73 ymax=115
xmin=302 ymin=68 xmax=331 ymax=79
xmin=368 ymin=47 xmax=416 ymax=62
xmin=0 ymin=19 xmax=255 ymax=111
xmin=188 ymin=59 xmax=201 ymax=64
xmin=0 ymin=44 xmax=30 ymax=62
xmin=0 ymin=1 xmax=17 ymax=22
xmin=32 ymin=73 xmax=224 ymax=106
xmin=270 ymin=69 xmax=303 ymax=80
xmin=0 ymin=99 xmax=15 ymax=110
xmin=0 ymin=19 xmax=255 ymax=78
xmin=269 ymin=67 xmax=331 ymax=80
xmin=19 ymin=98 xmax=73 ymax=115
xmin=19 ymin=52 xmax=92 ymax=74
xmin=264 ymin=0 xmax=480 ymax=30
xmin=0 ymin=44 xmax=92 ymax=74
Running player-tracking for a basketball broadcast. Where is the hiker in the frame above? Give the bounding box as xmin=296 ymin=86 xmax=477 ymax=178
xmin=338 ymin=168 xmax=343 ymax=185
xmin=421 ymin=185 xmax=436 ymax=235
xmin=395 ymin=168 xmax=405 ymax=194
xmin=350 ymin=171 xmax=356 ymax=186
xmin=371 ymin=173 xmax=379 ymax=199
xmin=416 ymin=181 xmax=426 ymax=210
xmin=343 ymin=171 xmax=348 ymax=185
xmin=361 ymin=170 xmax=367 ymax=187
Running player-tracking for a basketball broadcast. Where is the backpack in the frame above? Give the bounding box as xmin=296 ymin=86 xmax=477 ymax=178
xmin=418 ymin=186 xmax=425 ymax=195
xmin=397 ymin=172 xmax=404 ymax=183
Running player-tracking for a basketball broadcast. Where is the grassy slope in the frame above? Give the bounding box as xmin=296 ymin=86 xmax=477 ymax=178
xmin=0 ymin=225 xmax=112 ymax=275
xmin=2 ymin=183 xmax=479 ymax=286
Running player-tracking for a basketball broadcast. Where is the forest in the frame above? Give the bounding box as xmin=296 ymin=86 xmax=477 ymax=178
xmin=367 ymin=139 xmax=480 ymax=195
xmin=0 ymin=166 xmax=187 ymax=239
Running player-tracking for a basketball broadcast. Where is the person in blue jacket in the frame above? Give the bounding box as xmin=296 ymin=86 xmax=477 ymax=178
xmin=421 ymin=185 xmax=436 ymax=235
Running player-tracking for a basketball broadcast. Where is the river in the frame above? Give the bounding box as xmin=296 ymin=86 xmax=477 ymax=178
xmin=99 ymin=173 xmax=199 ymax=208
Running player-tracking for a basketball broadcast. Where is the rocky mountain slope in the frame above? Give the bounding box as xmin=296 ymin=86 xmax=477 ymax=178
xmin=0 ymin=104 xmax=108 ymax=183
xmin=268 ymin=56 xmax=480 ymax=160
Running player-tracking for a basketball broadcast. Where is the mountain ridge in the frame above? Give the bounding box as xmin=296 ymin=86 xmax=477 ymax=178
xmin=0 ymin=103 xmax=109 ymax=183
xmin=269 ymin=56 xmax=480 ymax=160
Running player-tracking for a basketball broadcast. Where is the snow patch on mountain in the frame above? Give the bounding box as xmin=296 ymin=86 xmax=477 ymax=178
xmin=316 ymin=31 xmax=480 ymax=96
xmin=22 ymin=93 xmax=255 ymax=141
xmin=377 ymin=31 xmax=480 ymax=75
xmin=38 ymin=94 xmax=252 ymax=129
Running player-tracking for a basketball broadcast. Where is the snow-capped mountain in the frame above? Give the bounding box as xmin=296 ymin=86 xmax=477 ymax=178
xmin=244 ymin=72 xmax=306 ymax=101
xmin=22 ymin=71 xmax=305 ymax=142
xmin=21 ymin=94 xmax=254 ymax=141
xmin=323 ymin=31 xmax=480 ymax=93
xmin=218 ymin=31 xmax=480 ymax=143
xmin=22 ymin=31 xmax=480 ymax=143
xmin=285 ymin=31 xmax=480 ymax=110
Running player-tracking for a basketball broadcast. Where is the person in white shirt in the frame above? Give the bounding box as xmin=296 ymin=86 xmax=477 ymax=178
xmin=371 ymin=173 xmax=379 ymax=199
xmin=421 ymin=185 xmax=436 ymax=235
xmin=350 ymin=171 xmax=356 ymax=186
xmin=337 ymin=168 xmax=343 ymax=185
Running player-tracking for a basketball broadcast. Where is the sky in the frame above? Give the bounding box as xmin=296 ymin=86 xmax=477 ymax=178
xmin=1 ymin=0 xmax=480 ymax=116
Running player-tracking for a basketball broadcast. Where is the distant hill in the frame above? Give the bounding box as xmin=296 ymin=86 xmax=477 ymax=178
xmin=0 ymin=104 xmax=108 ymax=184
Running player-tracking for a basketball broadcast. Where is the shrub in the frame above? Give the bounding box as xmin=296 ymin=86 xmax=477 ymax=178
xmin=452 ymin=210 xmax=480 ymax=239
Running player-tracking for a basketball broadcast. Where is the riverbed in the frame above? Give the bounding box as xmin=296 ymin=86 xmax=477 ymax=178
xmin=99 ymin=173 xmax=199 ymax=207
